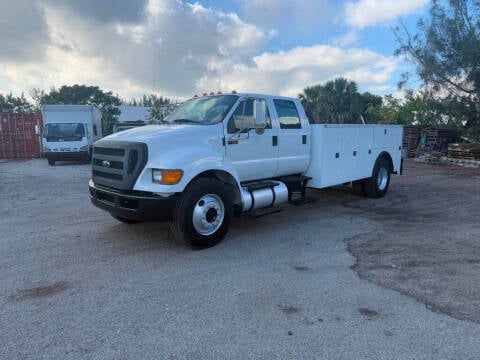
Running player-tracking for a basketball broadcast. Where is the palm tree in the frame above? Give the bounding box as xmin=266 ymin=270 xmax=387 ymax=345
xmin=299 ymin=78 xmax=362 ymax=124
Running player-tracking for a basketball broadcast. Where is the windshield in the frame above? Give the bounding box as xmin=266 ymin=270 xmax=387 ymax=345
xmin=164 ymin=95 xmax=239 ymax=125
xmin=44 ymin=123 xmax=86 ymax=142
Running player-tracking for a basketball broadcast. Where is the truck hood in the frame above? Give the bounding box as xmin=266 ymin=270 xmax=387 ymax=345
xmin=102 ymin=123 xmax=224 ymax=151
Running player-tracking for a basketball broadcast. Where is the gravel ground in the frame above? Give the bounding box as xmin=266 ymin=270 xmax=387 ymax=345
xmin=345 ymin=160 xmax=480 ymax=323
xmin=0 ymin=158 xmax=479 ymax=359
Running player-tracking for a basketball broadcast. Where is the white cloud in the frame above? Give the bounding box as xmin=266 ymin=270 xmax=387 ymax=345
xmin=0 ymin=0 xmax=400 ymax=101
xmin=345 ymin=0 xmax=429 ymax=28
xmin=198 ymin=45 xmax=398 ymax=97
xmin=330 ymin=30 xmax=359 ymax=48
xmin=1 ymin=0 xmax=272 ymax=98
xmin=0 ymin=0 xmax=49 ymax=62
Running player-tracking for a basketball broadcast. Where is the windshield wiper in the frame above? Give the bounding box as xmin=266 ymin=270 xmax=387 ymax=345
xmin=173 ymin=119 xmax=199 ymax=124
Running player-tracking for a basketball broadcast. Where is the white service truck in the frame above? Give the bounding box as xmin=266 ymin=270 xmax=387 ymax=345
xmin=42 ymin=105 xmax=102 ymax=165
xmin=89 ymin=93 xmax=402 ymax=248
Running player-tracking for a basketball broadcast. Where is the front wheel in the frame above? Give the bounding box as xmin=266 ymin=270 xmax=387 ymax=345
xmin=364 ymin=158 xmax=391 ymax=198
xmin=47 ymin=158 xmax=55 ymax=166
xmin=171 ymin=178 xmax=233 ymax=249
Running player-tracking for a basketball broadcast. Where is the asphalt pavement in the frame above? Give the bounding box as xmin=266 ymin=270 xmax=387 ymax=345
xmin=1 ymin=159 xmax=479 ymax=359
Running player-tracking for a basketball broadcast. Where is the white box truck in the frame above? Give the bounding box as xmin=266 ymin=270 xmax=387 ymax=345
xmin=89 ymin=93 xmax=403 ymax=248
xmin=42 ymin=105 xmax=102 ymax=165
xmin=112 ymin=105 xmax=151 ymax=133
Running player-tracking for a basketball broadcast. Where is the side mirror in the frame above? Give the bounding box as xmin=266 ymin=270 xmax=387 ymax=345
xmin=253 ymin=99 xmax=266 ymax=134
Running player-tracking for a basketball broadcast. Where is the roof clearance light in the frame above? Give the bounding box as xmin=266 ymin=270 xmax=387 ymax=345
xmin=232 ymin=90 xmax=237 ymax=94
xmin=193 ymin=94 xmax=198 ymax=98
xmin=203 ymin=92 xmax=208 ymax=96
xmin=217 ymin=91 xmax=222 ymax=94
xmin=209 ymin=91 xmax=214 ymax=95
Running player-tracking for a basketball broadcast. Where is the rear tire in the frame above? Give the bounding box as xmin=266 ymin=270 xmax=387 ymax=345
xmin=364 ymin=158 xmax=391 ymax=198
xmin=47 ymin=158 xmax=55 ymax=166
xmin=171 ymin=178 xmax=233 ymax=249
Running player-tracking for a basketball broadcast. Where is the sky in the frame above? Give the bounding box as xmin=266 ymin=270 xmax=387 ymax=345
xmin=0 ymin=0 xmax=430 ymax=101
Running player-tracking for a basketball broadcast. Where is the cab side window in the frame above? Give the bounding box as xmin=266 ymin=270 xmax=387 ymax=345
xmin=274 ymin=99 xmax=301 ymax=129
xmin=227 ymin=99 xmax=272 ymax=134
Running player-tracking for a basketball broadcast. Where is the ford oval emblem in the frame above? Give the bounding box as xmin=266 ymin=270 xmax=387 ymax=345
xmin=102 ymin=160 xmax=111 ymax=168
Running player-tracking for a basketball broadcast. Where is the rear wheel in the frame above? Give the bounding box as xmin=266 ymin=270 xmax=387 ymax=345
xmin=171 ymin=178 xmax=233 ymax=249
xmin=47 ymin=158 xmax=55 ymax=166
xmin=364 ymin=158 xmax=391 ymax=198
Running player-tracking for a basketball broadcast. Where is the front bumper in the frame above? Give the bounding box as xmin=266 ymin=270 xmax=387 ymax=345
xmin=45 ymin=151 xmax=90 ymax=161
xmin=89 ymin=180 xmax=177 ymax=222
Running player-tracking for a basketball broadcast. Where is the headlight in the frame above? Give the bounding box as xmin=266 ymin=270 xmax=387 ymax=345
xmin=152 ymin=169 xmax=183 ymax=184
xmin=44 ymin=147 xmax=51 ymax=152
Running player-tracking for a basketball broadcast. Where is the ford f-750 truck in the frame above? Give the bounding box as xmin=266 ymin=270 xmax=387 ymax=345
xmin=89 ymin=93 xmax=402 ymax=248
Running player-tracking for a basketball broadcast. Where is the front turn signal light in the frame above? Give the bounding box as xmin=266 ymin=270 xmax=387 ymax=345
xmin=152 ymin=169 xmax=183 ymax=184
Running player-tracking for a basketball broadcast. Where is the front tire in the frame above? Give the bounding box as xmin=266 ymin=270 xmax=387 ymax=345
xmin=171 ymin=178 xmax=233 ymax=249
xmin=47 ymin=158 xmax=55 ymax=166
xmin=364 ymin=158 xmax=391 ymax=198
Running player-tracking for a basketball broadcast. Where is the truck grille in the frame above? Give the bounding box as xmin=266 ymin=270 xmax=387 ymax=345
xmin=92 ymin=140 xmax=148 ymax=190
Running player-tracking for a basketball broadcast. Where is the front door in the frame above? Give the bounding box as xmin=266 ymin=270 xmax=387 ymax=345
xmin=224 ymin=97 xmax=278 ymax=182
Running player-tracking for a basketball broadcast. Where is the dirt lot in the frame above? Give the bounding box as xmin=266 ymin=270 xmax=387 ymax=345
xmin=345 ymin=160 xmax=480 ymax=323
xmin=0 ymin=158 xmax=479 ymax=359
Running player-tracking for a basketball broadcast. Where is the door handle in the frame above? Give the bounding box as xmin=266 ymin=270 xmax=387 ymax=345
xmin=272 ymin=136 xmax=278 ymax=146
xmin=228 ymin=139 xmax=238 ymax=145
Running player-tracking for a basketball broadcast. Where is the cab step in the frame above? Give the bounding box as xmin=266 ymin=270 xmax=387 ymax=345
xmin=279 ymin=175 xmax=312 ymax=201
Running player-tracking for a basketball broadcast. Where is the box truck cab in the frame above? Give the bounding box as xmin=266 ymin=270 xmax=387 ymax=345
xmin=89 ymin=93 xmax=402 ymax=248
xmin=42 ymin=105 xmax=102 ymax=165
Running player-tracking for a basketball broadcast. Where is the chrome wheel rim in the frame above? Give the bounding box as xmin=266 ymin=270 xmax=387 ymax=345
xmin=192 ymin=194 xmax=225 ymax=236
xmin=377 ymin=167 xmax=388 ymax=191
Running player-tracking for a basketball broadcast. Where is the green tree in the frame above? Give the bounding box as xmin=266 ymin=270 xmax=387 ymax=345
xmin=394 ymin=0 xmax=480 ymax=137
xmin=0 ymin=93 xmax=36 ymax=113
xmin=398 ymin=90 xmax=445 ymax=126
xmin=299 ymin=78 xmax=363 ymax=123
xmin=123 ymin=94 xmax=172 ymax=122
xmin=32 ymin=85 xmax=122 ymax=135
xmin=360 ymin=92 xmax=383 ymax=123
xmin=379 ymin=95 xmax=402 ymax=124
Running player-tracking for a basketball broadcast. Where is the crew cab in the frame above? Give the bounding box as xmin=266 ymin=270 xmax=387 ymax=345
xmin=89 ymin=93 xmax=402 ymax=248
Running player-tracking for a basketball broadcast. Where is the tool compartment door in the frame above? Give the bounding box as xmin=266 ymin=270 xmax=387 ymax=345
xmin=305 ymin=125 xmax=376 ymax=188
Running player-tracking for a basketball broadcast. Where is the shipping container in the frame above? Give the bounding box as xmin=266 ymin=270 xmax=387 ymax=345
xmin=0 ymin=113 xmax=43 ymax=159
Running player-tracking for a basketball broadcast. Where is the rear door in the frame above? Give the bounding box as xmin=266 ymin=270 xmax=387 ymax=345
xmin=273 ymin=99 xmax=310 ymax=176
xmin=224 ymin=97 xmax=278 ymax=181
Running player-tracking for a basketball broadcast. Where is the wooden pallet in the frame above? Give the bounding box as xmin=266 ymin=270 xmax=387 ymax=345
xmin=402 ymin=126 xmax=422 ymax=157
xmin=448 ymin=143 xmax=480 ymax=160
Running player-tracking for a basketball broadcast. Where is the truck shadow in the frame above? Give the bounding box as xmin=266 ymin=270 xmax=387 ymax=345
xmin=94 ymin=220 xmax=191 ymax=254
xmin=94 ymin=185 xmax=367 ymax=254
